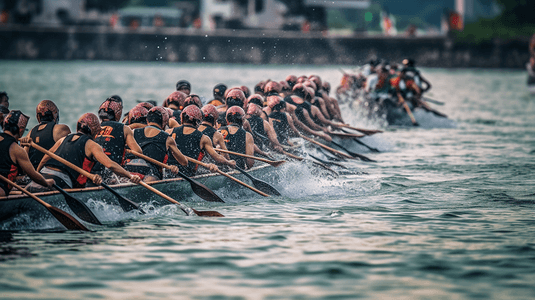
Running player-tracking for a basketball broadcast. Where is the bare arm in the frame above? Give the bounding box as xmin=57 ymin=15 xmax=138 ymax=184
xmin=201 ymin=135 xmax=235 ymax=167
xmin=52 ymin=124 xmax=71 ymax=142
xmin=11 ymin=143 xmax=54 ymax=188
xmin=290 ymin=110 xmax=331 ymax=142
xmin=87 ymin=140 xmax=134 ymax=179
xmin=124 ymin=126 xmax=142 ymax=154
xmin=245 ymin=132 xmax=255 ymax=169
xmin=263 ymin=120 xmax=283 ymax=152
xmin=212 ymin=131 xmax=230 ymax=159
xmin=166 ymin=137 xmax=188 ymax=166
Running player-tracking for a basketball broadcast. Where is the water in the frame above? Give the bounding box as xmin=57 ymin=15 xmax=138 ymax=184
xmin=1 ymin=61 xmax=535 ymax=299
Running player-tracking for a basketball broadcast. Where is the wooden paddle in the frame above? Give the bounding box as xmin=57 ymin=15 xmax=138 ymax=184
xmin=184 ymin=157 xmax=271 ymax=197
xmin=27 ymin=141 xmax=144 ymax=214
xmin=401 ymin=102 xmax=419 ymax=126
xmin=214 ymin=149 xmax=286 ymax=167
xmin=282 ymin=150 xmax=304 ymax=161
xmin=281 ymin=150 xmax=339 ymax=176
xmin=0 ymin=174 xmax=89 ymax=231
xmin=298 ymin=134 xmax=355 ymax=159
xmin=330 ymin=141 xmax=376 ymax=162
xmin=333 ymin=123 xmax=383 ymax=135
xmin=423 ymin=97 xmax=444 ymax=106
xmin=126 ymin=149 xmax=225 ymax=202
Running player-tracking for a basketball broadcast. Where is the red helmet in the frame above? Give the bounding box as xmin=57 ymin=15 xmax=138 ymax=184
xmin=184 ymin=94 xmax=202 ymax=108
xmin=98 ymin=98 xmax=123 ymax=121
xmin=201 ymin=104 xmax=219 ymax=123
xmin=148 ymin=106 xmax=169 ymax=129
xmin=77 ymin=113 xmax=101 ymax=137
xmin=263 ymin=81 xmax=281 ymax=95
xmin=309 ymin=75 xmax=322 ymax=89
xmin=279 ymin=80 xmax=291 ymax=92
xmin=322 ymin=81 xmax=331 ymax=94
xmin=239 ymin=85 xmax=251 ymax=99
xmin=181 ymin=104 xmax=202 ymax=125
xmin=245 ymin=94 xmax=264 ymax=109
xmin=267 ymin=95 xmax=282 ymax=109
xmin=129 ymin=105 xmax=149 ymax=124
xmin=303 ymin=80 xmax=317 ymax=92
xmin=4 ymin=110 xmax=30 ymax=134
xmin=247 ymin=102 xmax=262 ymax=116
xmin=138 ymin=102 xmax=154 ymax=111
xmin=225 ymin=89 xmax=246 ymax=108
xmin=165 ymin=91 xmax=187 ymax=109
xmin=292 ymin=83 xmax=308 ymax=99
xmin=226 ymin=106 xmax=245 ymax=124
xmin=254 ymin=81 xmax=267 ymax=94
xmin=36 ymin=100 xmax=59 ymax=123
xmin=296 ymin=76 xmax=308 ymax=84
xmin=285 ymin=75 xmax=297 ymax=87
xmin=165 ymin=107 xmax=174 ymax=118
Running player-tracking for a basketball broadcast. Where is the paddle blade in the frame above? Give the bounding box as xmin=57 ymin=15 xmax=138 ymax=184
xmin=47 ymin=206 xmax=90 ymax=231
xmin=189 ymin=180 xmax=225 ymax=203
xmin=251 ymin=179 xmax=281 ymax=196
xmin=267 ymin=160 xmax=286 ymax=167
xmin=192 ymin=209 xmax=225 ymax=217
xmin=54 ymin=184 xmax=102 ymax=225
xmin=101 ymin=183 xmax=145 ymax=214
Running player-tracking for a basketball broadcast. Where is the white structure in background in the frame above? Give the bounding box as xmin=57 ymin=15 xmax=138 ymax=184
xmin=303 ymin=0 xmax=370 ymax=9
xmin=200 ymin=0 xmax=234 ymax=31
xmin=243 ymin=0 xmax=287 ymax=30
xmin=31 ymin=0 xmax=84 ymax=26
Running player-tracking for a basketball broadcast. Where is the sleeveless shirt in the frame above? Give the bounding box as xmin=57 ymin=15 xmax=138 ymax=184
xmin=219 ymin=125 xmax=247 ymax=169
xmin=168 ymin=125 xmax=204 ymax=176
xmin=28 ymin=121 xmax=56 ymax=169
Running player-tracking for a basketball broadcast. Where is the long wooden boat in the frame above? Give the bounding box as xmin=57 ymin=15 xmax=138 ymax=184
xmin=0 ymin=164 xmax=275 ymax=227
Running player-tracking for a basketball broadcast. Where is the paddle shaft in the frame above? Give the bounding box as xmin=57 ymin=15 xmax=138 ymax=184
xmin=330 ymin=141 xmax=376 ymax=162
xmin=333 ymin=123 xmax=383 ymax=135
xmin=299 ymin=134 xmax=355 ymax=159
xmin=214 ymin=148 xmax=285 ymax=167
xmin=185 ymin=157 xmax=270 ymax=197
xmin=0 ymin=174 xmax=89 ymax=231
xmin=401 ymin=102 xmax=418 ymax=125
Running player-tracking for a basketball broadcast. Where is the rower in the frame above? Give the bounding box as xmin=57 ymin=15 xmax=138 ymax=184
xmin=207 ymin=83 xmax=227 ymax=107
xmin=164 ymin=91 xmax=187 ymax=111
xmin=166 ymin=105 xmax=233 ymax=177
xmin=198 ymin=104 xmax=230 ymax=159
xmin=93 ymin=98 xmax=143 ymax=184
xmin=245 ymin=99 xmax=284 ymax=153
xmin=0 ymin=105 xmax=9 ymax=132
xmin=124 ymin=107 xmax=187 ymax=182
xmin=267 ymin=96 xmax=300 ymax=146
xmin=175 ymin=80 xmax=191 ymax=95
xmin=24 ymin=100 xmax=71 ymax=169
xmin=286 ymin=83 xmax=335 ymax=133
xmin=164 ymin=107 xmax=180 ymax=129
xmin=184 ymin=94 xmax=202 ymax=108
xmin=128 ymin=105 xmax=149 ymax=130
xmin=402 ymin=58 xmax=431 ymax=92
xmin=219 ymin=106 xmax=255 ymax=169
xmin=0 ymin=110 xmax=54 ymax=196
xmin=285 ymin=75 xmax=297 ymax=89
xmin=0 ymin=91 xmax=9 ymax=110
xmin=28 ymin=113 xmax=141 ymax=192
xmin=303 ymin=80 xmax=331 ymax=120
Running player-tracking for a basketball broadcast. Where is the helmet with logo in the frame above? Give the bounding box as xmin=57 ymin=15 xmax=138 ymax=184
xmin=180 ymin=104 xmax=202 ymax=125
xmin=184 ymin=94 xmax=202 ymax=108
xmin=4 ymin=110 xmax=30 ymax=135
xmin=226 ymin=106 xmax=245 ymax=125
xmin=165 ymin=91 xmax=187 ymax=110
xmin=147 ymin=106 xmax=169 ymax=129
xmin=77 ymin=113 xmax=101 ymax=138
xmin=98 ymin=97 xmax=123 ymax=121
xmin=36 ymin=100 xmax=60 ymax=123
xmin=225 ymin=89 xmax=246 ymax=108
xmin=201 ymin=104 xmax=219 ymax=124
xmin=128 ymin=105 xmax=149 ymax=124
xmin=263 ymin=81 xmax=281 ymax=96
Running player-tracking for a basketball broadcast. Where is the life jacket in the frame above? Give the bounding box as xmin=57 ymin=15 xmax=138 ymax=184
xmin=219 ymin=125 xmax=247 ymax=169
xmin=44 ymin=133 xmax=95 ymax=188
xmin=269 ymin=111 xmax=291 ymax=145
xmin=93 ymin=121 xmax=126 ymax=172
xmin=168 ymin=124 xmax=204 ymax=176
xmin=28 ymin=121 xmax=56 ymax=169
xmin=247 ymin=115 xmax=267 ymax=149
xmin=125 ymin=126 xmax=169 ymax=174
xmin=207 ymin=99 xmax=224 ymax=107
xmin=0 ymin=133 xmax=18 ymax=195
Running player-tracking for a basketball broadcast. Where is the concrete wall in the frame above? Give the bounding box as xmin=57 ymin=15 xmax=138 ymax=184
xmin=0 ymin=25 xmax=530 ymax=68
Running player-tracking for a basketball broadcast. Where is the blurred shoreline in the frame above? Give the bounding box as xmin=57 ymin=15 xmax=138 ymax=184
xmin=0 ymin=25 xmax=530 ymax=68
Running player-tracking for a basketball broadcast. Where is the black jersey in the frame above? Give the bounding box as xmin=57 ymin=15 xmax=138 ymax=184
xmin=168 ymin=125 xmax=204 ymax=176
xmin=45 ymin=133 xmax=95 ymax=188
xmin=219 ymin=125 xmax=247 ymax=169
xmin=93 ymin=121 xmax=126 ymax=173
xmin=125 ymin=126 xmax=169 ymax=179
xmin=0 ymin=133 xmax=18 ymax=195
xmin=247 ymin=115 xmax=267 ymax=149
xmin=28 ymin=121 xmax=56 ymax=169
xmin=269 ymin=111 xmax=291 ymax=145
xmin=199 ymin=124 xmax=217 ymax=144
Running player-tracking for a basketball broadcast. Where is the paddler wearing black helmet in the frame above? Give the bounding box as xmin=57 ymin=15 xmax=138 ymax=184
xmin=176 ymin=80 xmax=191 ymax=95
